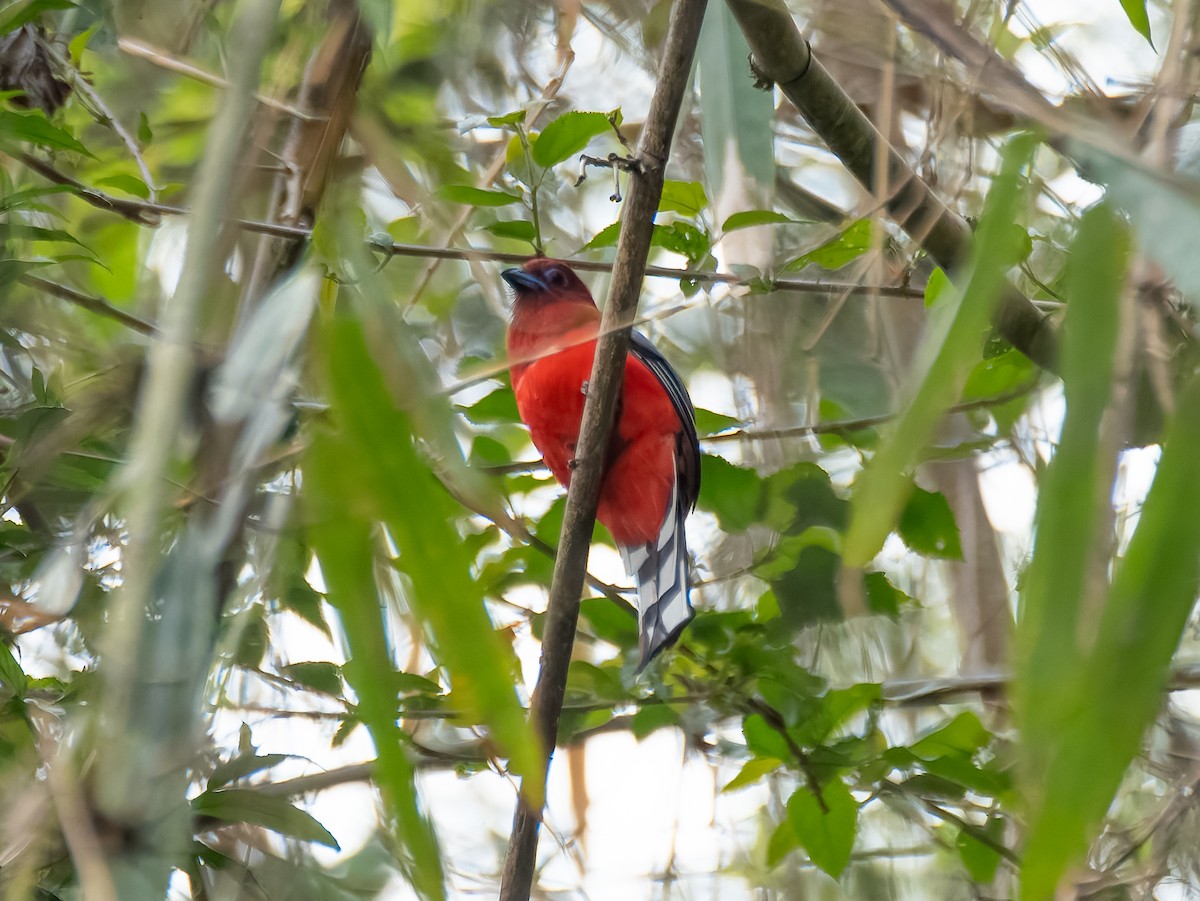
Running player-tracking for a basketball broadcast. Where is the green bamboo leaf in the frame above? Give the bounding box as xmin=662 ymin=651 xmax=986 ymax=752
xmin=1117 ymin=0 xmax=1153 ymax=46
xmin=307 ymin=431 xmax=445 ymax=899
xmin=697 ymin=2 xmax=775 ymax=199
xmin=0 ymin=0 xmax=76 ymax=35
xmin=842 ymin=134 xmax=1036 ymax=568
xmin=0 ymin=110 xmax=91 ymax=156
xmin=191 ymin=788 xmax=340 ymax=849
xmin=0 ymin=183 xmax=75 ymax=214
xmin=1021 ymin=374 xmax=1200 ymax=896
xmin=209 ymin=752 xmax=292 ymax=788
xmin=0 ymin=223 xmax=88 ymax=247
xmin=317 ymin=318 xmax=542 ymax=797
xmin=1013 ymin=203 xmax=1130 ymax=899
xmin=531 ymin=110 xmax=611 ymax=167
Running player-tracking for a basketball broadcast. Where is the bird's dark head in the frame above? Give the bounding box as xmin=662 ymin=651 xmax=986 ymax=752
xmin=501 ymin=258 xmax=594 ymax=308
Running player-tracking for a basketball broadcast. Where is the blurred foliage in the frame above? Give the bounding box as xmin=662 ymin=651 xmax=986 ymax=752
xmin=0 ymin=0 xmax=1199 ymax=900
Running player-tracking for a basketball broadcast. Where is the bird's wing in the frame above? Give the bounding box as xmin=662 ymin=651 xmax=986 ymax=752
xmin=629 ymin=330 xmax=700 ymax=509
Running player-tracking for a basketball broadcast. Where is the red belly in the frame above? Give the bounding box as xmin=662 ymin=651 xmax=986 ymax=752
xmin=513 ymin=339 xmax=678 ymax=545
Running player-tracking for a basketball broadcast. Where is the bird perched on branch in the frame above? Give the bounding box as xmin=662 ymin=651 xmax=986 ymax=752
xmin=502 ymin=258 xmax=700 ymax=668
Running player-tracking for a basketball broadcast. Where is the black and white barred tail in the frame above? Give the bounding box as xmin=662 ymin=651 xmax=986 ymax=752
xmin=619 ymin=462 xmax=694 ymax=670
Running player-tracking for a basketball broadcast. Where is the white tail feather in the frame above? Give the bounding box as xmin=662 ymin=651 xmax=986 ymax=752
xmin=617 ymin=463 xmax=693 ymax=669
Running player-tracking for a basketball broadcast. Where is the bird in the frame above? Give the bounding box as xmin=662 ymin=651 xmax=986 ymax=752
xmin=502 ymin=258 xmax=700 ymax=668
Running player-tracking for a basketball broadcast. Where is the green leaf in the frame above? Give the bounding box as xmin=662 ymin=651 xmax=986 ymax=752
xmin=910 ymin=712 xmax=990 ymax=759
xmin=630 ymin=703 xmax=679 ymax=739
xmin=652 ymin=221 xmax=711 ymax=266
xmin=94 ymin=174 xmax=152 ymax=200
xmin=767 ymin=817 xmax=801 ymax=867
xmin=658 ymin=180 xmax=708 ymax=217
xmin=786 ymin=778 xmax=858 ymax=879
xmin=784 ymin=219 xmax=873 ymax=272
xmin=0 ymin=110 xmax=91 ymax=156
xmin=281 ymin=661 xmax=342 ymax=695
xmin=579 ymin=597 xmax=637 ymax=648
xmin=307 ymin=429 xmax=444 ymax=898
xmin=580 ymin=221 xmax=620 ymax=251
xmin=862 ymin=571 xmax=910 ymax=617
xmin=531 ymin=110 xmax=611 ymax=167
xmin=0 ymin=642 xmax=28 ymax=699
xmin=697 ymin=0 xmax=776 ymax=204
xmin=957 ymin=816 xmax=1004 ymax=883
xmin=962 ymin=345 xmax=1036 ymax=402
xmin=743 ymin=713 xmax=792 ymax=760
xmin=191 ymin=789 xmax=340 ymax=849
xmin=281 ymin=581 xmax=329 ymax=636
xmin=699 ymin=454 xmax=763 ymax=532
xmin=898 ymin=487 xmax=963 ymax=559
xmin=791 ymin=683 xmax=880 ymax=746
xmin=722 ymin=756 xmax=784 ymax=793
xmin=694 ymin=407 xmax=741 ymax=434
xmin=0 ymin=223 xmax=88 ymax=248
xmin=842 ymin=134 xmax=1036 ymax=567
xmin=435 ymin=185 xmax=521 ymax=207
xmin=137 ymin=111 xmax=153 ymax=145
xmin=315 ymin=317 xmax=541 ymax=794
xmin=1013 ymin=204 xmax=1133 ymax=898
xmin=0 ymin=0 xmax=76 ymax=35
xmin=0 ymin=183 xmax=75 ymax=214
xmin=1070 ymin=147 xmax=1200 ymax=303
xmin=467 ymin=435 xmax=511 ymax=468
xmin=459 ymin=385 xmax=520 ymax=424
xmin=481 ymin=219 xmax=536 ymax=242
xmin=1118 ymin=0 xmax=1153 ymax=45
xmin=721 ymin=210 xmax=796 ymax=232
xmin=487 ymin=109 xmax=526 ymax=127
xmin=1021 ymin=379 xmax=1200 ymax=897
xmin=389 ymin=672 xmax=441 ymax=698
xmin=209 ymin=753 xmax=291 ymax=788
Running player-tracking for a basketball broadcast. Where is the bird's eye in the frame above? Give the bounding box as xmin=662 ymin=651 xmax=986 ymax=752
xmin=546 ymin=267 xmax=569 ymax=288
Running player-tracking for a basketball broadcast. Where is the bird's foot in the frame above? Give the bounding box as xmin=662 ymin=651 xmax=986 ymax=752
xmin=580 ymin=379 xmax=590 ymax=397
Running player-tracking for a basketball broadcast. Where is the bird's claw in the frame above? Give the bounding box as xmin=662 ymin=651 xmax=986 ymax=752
xmin=580 ymin=379 xmax=590 ymax=397
xmin=568 ymin=456 xmax=580 ymax=470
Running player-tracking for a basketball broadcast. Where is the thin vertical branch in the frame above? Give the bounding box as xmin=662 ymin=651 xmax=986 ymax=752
xmin=497 ymin=1 xmax=709 ymax=898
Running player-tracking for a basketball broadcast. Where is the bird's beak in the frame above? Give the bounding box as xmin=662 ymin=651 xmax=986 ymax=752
xmin=501 ymin=268 xmax=548 ymax=293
